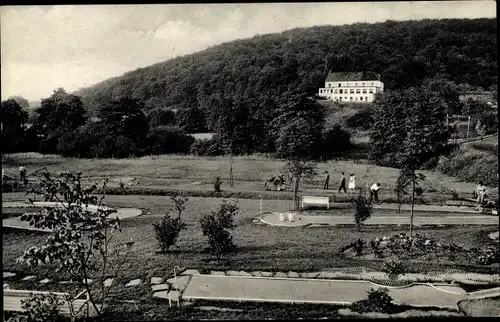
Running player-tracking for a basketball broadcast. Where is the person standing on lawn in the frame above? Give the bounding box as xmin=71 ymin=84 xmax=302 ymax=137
xmin=338 ymin=172 xmax=347 ymax=193
xmin=348 ymin=173 xmax=356 ymax=192
xmin=476 ymin=181 xmax=487 ymax=210
xmin=323 ymin=171 xmax=330 ymax=190
xmin=19 ymin=166 xmax=27 ymax=185
xmin=369 ymin=183 xmax=381 ymax=204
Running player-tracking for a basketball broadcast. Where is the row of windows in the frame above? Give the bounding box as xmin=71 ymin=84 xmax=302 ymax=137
xmin=327 ymin=82 xmax=377 ymax=87
xmin=320 ymin=88 xmax=374 ymax=94
xmin=330 ymin=96 xmax=371 ymax=102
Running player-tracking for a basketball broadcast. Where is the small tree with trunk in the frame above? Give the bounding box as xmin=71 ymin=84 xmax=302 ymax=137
xmin=352 ymin=189 xmax=373 ymax=231
xmin=276 ymin=117 xmax=321 ymax=211
xmin=152 ymin=196 xmax=188 ymax=253
xmin=16 ymin=170 xmax=134 ymax=319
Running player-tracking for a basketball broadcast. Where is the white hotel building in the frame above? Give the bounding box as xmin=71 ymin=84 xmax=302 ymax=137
xmin=318 ymin=72 xmax=384 ymax=103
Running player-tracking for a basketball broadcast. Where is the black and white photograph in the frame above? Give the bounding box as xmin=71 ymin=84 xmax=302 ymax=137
xmin=1 ymin=1 xmax=498 ymax=320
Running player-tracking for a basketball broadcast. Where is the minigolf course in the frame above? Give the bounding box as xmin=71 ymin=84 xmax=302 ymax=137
xmin=180 ymin=273 xmax=500 ymax=311
xmin=260 ymin=212 xmax=498 ymax=227
xmin=2 ymin=201 xmax=142 ymax=232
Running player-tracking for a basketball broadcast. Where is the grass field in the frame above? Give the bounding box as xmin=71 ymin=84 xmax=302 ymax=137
xmin=3 ymin=194 xmax=498 ymax=293
xmin=3 ymin=152 xmax=496 ymax=197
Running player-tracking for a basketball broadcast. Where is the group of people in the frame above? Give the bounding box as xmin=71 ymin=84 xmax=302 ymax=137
xmin=1 ymin=166 xmax=28 ymax=186
xmin=322 ymin=170 xmax=381 ymax=204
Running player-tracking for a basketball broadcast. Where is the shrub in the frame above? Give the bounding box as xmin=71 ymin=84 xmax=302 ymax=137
xmin=213 ymin=176 xmax=223 ymax=192
xmin=153 ymin=196 xmax=188 ymax=253
xmin=352 ymin=189 xmax=373 ymax=231
xmin=146 ymin=108 xmax=176 ymax=128
xmin=351 ymin=288 xmax=394 ymax=314
xmin=436 ymin=146 xmax=498 ymax=186
xmin=383 ymin=260 xmax=406 ymax=279
xmin=322 ymin=123 xmax=352 ymax=156
xmin=190 ymin=139 xmax=214 ymax=156
xmin=345 ymin=108 xmax=374 ymax=130
xmin=7 ymin=293 xmax=66 ymax=322
xmin=199 ymin=200 xmax=238 ymax=255
xmin=147 ymin=125 xmax=194 ymax=155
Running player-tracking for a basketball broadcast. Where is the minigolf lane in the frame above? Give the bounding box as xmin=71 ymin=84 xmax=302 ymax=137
xmin=181 ymin=275 xmax=472 ymax=310
xmin=2 ymin=201 xmax=142 ymax=232
xmin=260 ymin=213 xmax=498 ymax=227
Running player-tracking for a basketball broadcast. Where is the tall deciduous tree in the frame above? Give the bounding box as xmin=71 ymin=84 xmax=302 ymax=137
xmin=33 ymin=88 xmax=87 ymax=153
xmin=277 ymin=117 xmax=321 ymax=211
xmin=371 ymin=86 xmax=449 ymax=236
xmin=8 ymin=95 xmax=30 ymax=110
xmin=1 ymin=99 xmax=29 ymax=153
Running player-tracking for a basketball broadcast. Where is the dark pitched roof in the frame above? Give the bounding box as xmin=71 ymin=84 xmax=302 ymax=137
xmin=325 ymin=71 xmax=380 ymax=82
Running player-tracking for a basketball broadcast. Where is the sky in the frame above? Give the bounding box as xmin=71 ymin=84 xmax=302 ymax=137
xmin=1 ymin=1 xmax=496 ymax=102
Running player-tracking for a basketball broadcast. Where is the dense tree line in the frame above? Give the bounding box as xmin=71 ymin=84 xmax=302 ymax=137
xmin=75 ymin=18 xmax=496 ymax=117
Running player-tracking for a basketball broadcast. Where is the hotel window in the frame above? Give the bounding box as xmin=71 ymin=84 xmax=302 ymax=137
xmin=350 ymin=89 xmax=354 ymax=94
xmin=369 ymin=89 xmax=374 ymax=93
xmin=362 ymin=89 xmax=367 ymax=94
xmin=371 ymin=83 xmax=374 ymax=86
xmin=345 ymin=97 xmax=348 ymax=100
xmin=360 ymin=97 xmax=363 ymax=101
xmin=362 ymin=83 xmax=365 ymax=86
xmin=330 ymin=89 xmax=333 ymax=93
xmin=338 ymin=83 xmax=341 ymax=87
xmin=339 ymin=97 xmax=342 ymax=101
xmin=334 ymin=89 xmax=338 ymax=94
xmin=339 ymin=89 xmax=343 ymax=94
xmin=350 ymin=97 xmax=353 ymax=101
xmin=356 ymin=89 xmax=361 ymax=94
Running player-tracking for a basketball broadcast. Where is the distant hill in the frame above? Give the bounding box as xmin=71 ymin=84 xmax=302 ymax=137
xmin=74 ymin=18 xmax=497 ymax=116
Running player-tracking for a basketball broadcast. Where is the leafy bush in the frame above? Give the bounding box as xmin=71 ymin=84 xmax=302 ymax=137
xmin=352 ymin=189 xmax=373 ymax=231
xmin=146 ymin=107 xmax=176 ymax=128
xmin=351 ymin=288 xmax=394 ymax=314
xmin=199 ymin=200 xmax=238 ymax=255
xmin=383 ymin=260 xmax=406 ymax=279
xmin=190 ymin=139 xmax=218 ymax=156
xmin=147 ymin=125 xmax=194 ymax=155
xmin=322 ymin=123 xmax=352 ymax=156
xmin=345 ymin=108 xmax=374 ymax=130
xmin=7 ymin=293 xmax=66 ymax=322
xmin=152 ymin=196 xmax=188 ymax=253
xmin=437 ymin=147 xmax=498 ymax=186
xmin=213 ymin=176 xmax=223 ymax=192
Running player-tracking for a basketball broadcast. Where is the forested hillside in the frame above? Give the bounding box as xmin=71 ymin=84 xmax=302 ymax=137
xmin=75 ymin=18 xmax=497 ymax=116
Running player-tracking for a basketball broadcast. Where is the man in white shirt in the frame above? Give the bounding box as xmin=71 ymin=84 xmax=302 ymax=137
xmin=476 ymin=181 xmax=487 ymax=210
xmin=369 ymin=183 xmax=381 ymax=204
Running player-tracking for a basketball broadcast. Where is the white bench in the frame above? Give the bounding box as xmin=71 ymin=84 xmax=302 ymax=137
xmin=3 ymin=289 xmax=91 ymax=318
xmin=301 ymin=196 xmax=329 ymax=209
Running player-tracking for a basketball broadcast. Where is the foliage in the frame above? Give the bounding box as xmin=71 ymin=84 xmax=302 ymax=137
xmin=199 ymin=200 xmax=238 ymax=255
xmin=352 ymin=189 xmax=373 ymax=231
xmin=32 ymin=88 xmax=87 ymax=154
xmin=383 ymin=260 xmax=406 ymax=280
xmin=147 ymin=125 xmax=194 ymax=155
xmin=322 ymin=123 xmax=352 ymax=155
xmin=146 ymin=107 xmax=176 ymax=128
xmin=16 ymin=170 xmax=133 ymax=317
xmin=275 ymin=118 xmax=323 ymax=160
xmin=76 ymin=19 xmax=497 ymax=119
xmin=345 ymin=108 xmax=374 ymax=130
xmin=8 ymin=95 xmax=30 ymax=110
xmin=351 ymin=288 xmax=394 ymax=314
xmin=437 ymin=146 xmax=498 ymax=186
xmin=212 ymin=176 xmax=223 ymax=192
xmin=176 ymin=106 xmax=208 ymax=133
xmin=190 ymin=139 xmax=220 ymax=156
xmin=152 ymin=196 xmax=188 ymax=253
xmin=394 ymin=171 xmax=409 ymax=214
xmin=1 ymin=99 xmax=29 ymax=153
xmin=370 ymin=86 xmax=451 ymax=168
xmin=7 ymin=293 xmax=66 ymax=322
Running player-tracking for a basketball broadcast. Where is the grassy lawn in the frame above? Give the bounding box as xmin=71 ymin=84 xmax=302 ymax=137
xmin=3 ymin=193 xmax=498 ymax=319
xmin=3 ymin=152 xmax=495 ymax=197
xmin=458 ymin=296 xmax=500 ymax=317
